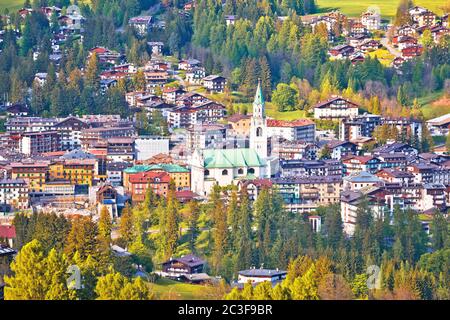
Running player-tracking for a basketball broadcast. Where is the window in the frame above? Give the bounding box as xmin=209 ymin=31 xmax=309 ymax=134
xmin=256 ymin=127 xmax=263 ymax=137
xmin=222 ymin=169 xmax=228 ymax=176
xmin=204 ymin=170 xmax=210 ymax=176
xmin=238 ymin=168 xmax=244 ymax=175
xmin=248 ymin=168 xmax=255 ymax=174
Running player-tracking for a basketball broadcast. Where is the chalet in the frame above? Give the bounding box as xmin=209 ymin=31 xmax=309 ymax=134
xmin=147 ymin=41 xmax=164 ymax=55
xmin=40 ymin=6 xmax=61 ymax=19
xmin=376 ymin=169 xmax=414 ymax=185
xmin=128 ymin=16 xmax=153 ymax=36
xmin=350 ymin=22 xmax=366 ymax=35
xmin=343 ymin=171 xmax=383 ymax=193
xmin=401 ymin=45 xmax=423 ymax=59
xmin=100 ymin=79 xmax=117 ymax=93
xmin=392 ymin=56 xmax=405 ymax=69
xmin=184 ymin=1 xmax=195 ymax=11
xmin=314 ymin=96 xmax=359 ymax=120
xmin=417 ymin=11 xmax=437 ymax=27
xmin=89 ymin=47 xmax=123 ymax=64
xmin=361 ymin=11 xmax=380 ymax=30
xmin=113 ymin=63 xmax=136 ymax=74
xmin=359 ymin=39 xmax=381 ymax=51
xmin=397 ymin=25 xmax=416 ymax=37
xmin=167 ymin=101 xmax=226 ymax=128
xmin=350 ymin=53 xmax=365 ymax=64
xmin=347 ymin=34 xmax=368 ymax=47
xmin=397 ymin=35 xmax=418 ymax=50
xmin=329 ymin=44 xmax=355 ymax=59
xmin=96 ymin=184 xmax=118 ymax=204
xmin=176 ymin=92 xmax=209 ymax=107
xmin=430 ymin=25 xmax=449 ymax=43
xmin=100 ymin=70 xmax=128 ymax=81
xmin=237 ymin=268 xmax=287 ymax=286
xmin=185 ymin=67 xmax=206 ymax=84
xmin=225 ymin=15 xmax=236 ymax=26
xmin=5 ymin=104 xmax=29 ymax=117
xmin=321 ymin=140 xmax=357 ymax=160
xmin=144 ymin=71 xmax=169 ymax=92
xmin=162 ymin=87 xmax=186 ymax=104
xmin=34 ymin=72 xmax=48 ymax=86
xmin=373 ymin=142 xmax=418 ymax=156
xmin=57 ymin=12 xmax=85 ymax=32
xmin=178 ymin=58 xmax=201 ymax=71
xmin=202 ymin=75 xmax=227 ymax=93
xmin=161 ymin=254 xmax=205 ymax=276
xmin=342 ymin=155 xmax=382 ymax=175
xmin=409 ymin=6 xmax=428 ymax=20
xmin=18 ymin=8 xmax=33 ymax=19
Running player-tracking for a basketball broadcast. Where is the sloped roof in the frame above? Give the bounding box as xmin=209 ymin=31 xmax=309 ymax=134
xmin=124 ymin=163 xmax=189 ymax=174
xmin=203 ymin=148 xmax=265 ymax=169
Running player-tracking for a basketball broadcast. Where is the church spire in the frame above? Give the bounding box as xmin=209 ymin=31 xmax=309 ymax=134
xmin=253 ymin=78 xmax=265 ymax=118
xmin=254 ymin=78 xmax=264 ymax=106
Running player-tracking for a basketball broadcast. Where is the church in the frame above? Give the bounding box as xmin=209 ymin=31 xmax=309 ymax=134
xmin=190 ymin=81 xmax=271 ymax=196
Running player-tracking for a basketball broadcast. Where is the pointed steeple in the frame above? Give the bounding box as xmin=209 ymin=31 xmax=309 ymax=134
xmin=254 ymin=78 xmax=264 ymax=106
xmin=253 ymin=78 xmax=265 ymax=119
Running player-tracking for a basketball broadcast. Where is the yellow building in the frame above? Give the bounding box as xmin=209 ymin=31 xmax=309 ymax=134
xmin=9 ymin=162 xmax=49 ymax=193
xmin=48 ymin=159 xmax=96 ymax=186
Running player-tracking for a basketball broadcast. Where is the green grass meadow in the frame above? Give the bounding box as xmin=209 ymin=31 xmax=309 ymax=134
xmin=316 ymin=0 xmax=447 ymax=18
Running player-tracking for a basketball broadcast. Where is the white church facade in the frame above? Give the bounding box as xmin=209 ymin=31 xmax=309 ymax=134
xmin=190 ymin=81 xmax=270 ymax=196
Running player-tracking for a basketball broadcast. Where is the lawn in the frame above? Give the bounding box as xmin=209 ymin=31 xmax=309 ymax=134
xmin=367 ymin=48 xmax=395 ymax=66
xmin=0 ymin=0 xmax=91 ymax=11
xmin=150 ymin=277 xmax=208 ymax=300
xmin=0 ymin=0 xmax=23 ymax=11
xmin=316 ymin=0 xmax=447 ymax=18
xmin=265 ymin=102 xmax=309 ymax=120
xmin=419 ymin=90 xmax=450 ymax=120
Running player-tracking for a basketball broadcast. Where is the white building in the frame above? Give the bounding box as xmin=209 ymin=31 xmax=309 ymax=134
xmin=134 ymin=136 xmax=170 ymax=161
xmin=0 ymin=179 xmax=29 ymax=211
xmin=266 ymin=119 xmax=316 ymax=143
xmin=361 ymin=11 xmax=381 ymax=30
xmin=190 ymin=148 xmax=266 ymax=196
xmin=314 ymin=96 xmax=360 ymax=120
xmin=237 ymin=268 xmax=287 ymax=286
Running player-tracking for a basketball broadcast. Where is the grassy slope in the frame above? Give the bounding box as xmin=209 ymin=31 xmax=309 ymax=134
xmin=0 ymin=0 xmax=23 ymax=11
xmin=0 ymin=0 xmax=91 ymax=11
xmin=419 ymin=91 xmax=450 ymax=120
xmin=150 ymin=278 xmax=207 ymax=300
xmin=316 ymin=0 xmax=447 ymax=19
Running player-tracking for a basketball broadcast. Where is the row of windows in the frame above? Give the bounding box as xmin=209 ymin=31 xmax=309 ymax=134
xmin=205 ymin=168 xmax=256 ymax=176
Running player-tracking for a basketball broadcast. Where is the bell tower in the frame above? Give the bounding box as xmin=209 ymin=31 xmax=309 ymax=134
xmin=249 ymin=79 xmax=268 ymax=159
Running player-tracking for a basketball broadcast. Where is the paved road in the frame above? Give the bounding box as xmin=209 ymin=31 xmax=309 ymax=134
xmin=380 ymin=37 xmax=401 ymax=58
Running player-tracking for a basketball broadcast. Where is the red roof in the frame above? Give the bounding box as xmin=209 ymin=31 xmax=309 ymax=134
xmin=0 ymin=225 xmax=16 ymax=239
xmin=129 ymin=171 xmax=170 ymax=184
xmin=343 ymin=155 xmax=376 ymax=164
xmin=267 ymin=119 xmax=315 ymax=128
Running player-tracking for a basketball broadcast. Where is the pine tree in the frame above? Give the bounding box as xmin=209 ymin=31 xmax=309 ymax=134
xmin=118 ymin=204 xmax=134 ymax=247
xmin=186 ymin=200 xmax=200 ymax=253
xmin=4 ymin=240 xmax=48 ymax=300
xmin=133 ymin=69 xmax=146 ymax=91
xmin=85 ymin=52 xmax=100 ymax=90
xmin=431 ymin=211 xmax=448 ymax=250
xmin=235 ymin=189 xmax=254 ymax=271
xmin=98 ymin=206 xmax=113 ymax=266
